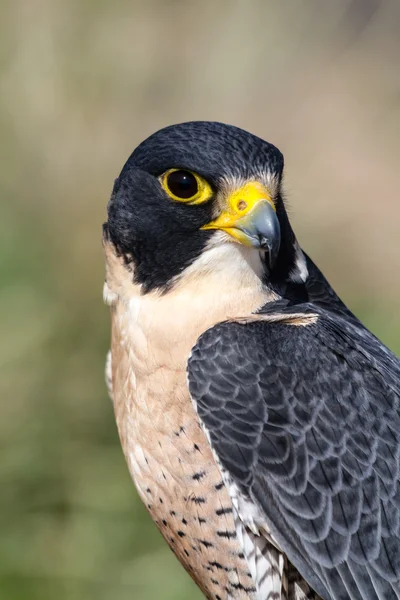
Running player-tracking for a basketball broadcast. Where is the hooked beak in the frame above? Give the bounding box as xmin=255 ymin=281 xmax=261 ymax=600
xmin=201 ymin=181 xmax=281 ymax=268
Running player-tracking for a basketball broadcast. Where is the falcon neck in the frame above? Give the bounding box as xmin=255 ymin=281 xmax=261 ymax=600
xmin=104 ymin=240 xmax=278 ymax=375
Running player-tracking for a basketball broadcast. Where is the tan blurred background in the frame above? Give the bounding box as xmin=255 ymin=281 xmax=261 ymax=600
xmin=1 ymin=1 xmax=399 ymax=599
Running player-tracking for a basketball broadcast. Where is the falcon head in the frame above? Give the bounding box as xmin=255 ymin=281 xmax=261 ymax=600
xmin=104 ymin=121 xmax=307 ymax=295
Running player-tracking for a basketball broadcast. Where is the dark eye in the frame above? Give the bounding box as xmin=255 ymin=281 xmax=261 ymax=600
xmin=166 ymin=170 xmax=198 ymax=199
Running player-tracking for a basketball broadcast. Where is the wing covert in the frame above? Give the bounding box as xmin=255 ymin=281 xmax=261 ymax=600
xmin=188 ymin=304 xmax=400 ymax=600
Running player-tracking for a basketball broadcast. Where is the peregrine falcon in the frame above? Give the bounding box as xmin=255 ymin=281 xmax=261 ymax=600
xmin=103 ymin=121 xmax=400 ymax=600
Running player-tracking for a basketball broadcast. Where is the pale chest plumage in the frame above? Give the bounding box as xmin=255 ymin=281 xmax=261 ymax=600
xmin=104 ymin=240 xmax=284 ymax=599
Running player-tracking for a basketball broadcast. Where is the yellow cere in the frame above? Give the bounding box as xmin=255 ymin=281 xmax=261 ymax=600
xmin=160 ymin=169 xmax=213 ymax=205
xmin=202 ymin=181 xmax=275 ymax=231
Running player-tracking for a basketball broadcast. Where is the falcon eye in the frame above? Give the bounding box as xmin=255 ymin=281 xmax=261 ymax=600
xmin=167 ymin=170 xmax=198 ymax=199
xmin=160 ymin=169 xmax=213 ymax=205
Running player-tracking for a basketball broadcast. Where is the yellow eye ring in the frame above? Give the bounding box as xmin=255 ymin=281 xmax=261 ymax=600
xmin=160 ymin=169 xmax=213 ymax=205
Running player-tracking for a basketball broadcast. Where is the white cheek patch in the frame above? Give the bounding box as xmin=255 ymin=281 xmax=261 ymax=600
xmin=170 ymin=237 xmax=267 ymax=292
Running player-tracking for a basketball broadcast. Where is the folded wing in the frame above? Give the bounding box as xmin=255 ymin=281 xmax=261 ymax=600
xmin=188 ymin=304 xmax=400 ymax=600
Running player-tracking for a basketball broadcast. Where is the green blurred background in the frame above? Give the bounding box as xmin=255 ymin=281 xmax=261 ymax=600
xmin=1 ymin=1 xmax=399 ymax=599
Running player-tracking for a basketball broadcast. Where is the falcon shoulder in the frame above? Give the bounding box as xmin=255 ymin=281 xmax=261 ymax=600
xmin=188 ymin=302 xmax=400 ymax=600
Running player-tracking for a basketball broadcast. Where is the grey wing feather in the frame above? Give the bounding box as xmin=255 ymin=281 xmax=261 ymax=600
xmin=188 ymin=303 xmax=400 ymax=600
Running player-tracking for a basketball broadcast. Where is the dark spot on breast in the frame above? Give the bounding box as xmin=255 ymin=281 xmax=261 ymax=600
xmin=181 ymin=518 xmax=187 ymax=525
xmin=193 ymin=443 xmax=200 ymax=451
xmin=177 ymin=531 xmax=185 ymax=537
xmin=191 ymin=496 xmax=206 ymax=504
xmin=199 ymin=539 xmax=213 ymax=548
xmin=216 ymin=596 xmax=222 ymax=600
xmin=162 ymin=519 xmax=168 ymax=526
xmin=211 ymin=578 xmax=219 ymax=585
xmin=215 ymin=481 xmax=225 ymax=490
xmin=162 ymin=471 xmax=166 ymax=480
xmin=215 ymin=507 xmax=233 ymax=516
xmin=216 ymin=530 xmax=236 ymax=539
xmin=192 ymin=470 xmax=206 ymax=481
xmin=238 ymin=552 xmax=245 ymax=559
xmin=146 ymin=487 xmax=151 ymax=494
xmin=169 ymin=537 xmax=175 ymax=544
xmin=231 ymin=582 xmax=257 ymax=592
xmin=170 ymin=510 xmax=176 ymax=516
xmin=159 ymin=497 xmax=163 ymax=503
xmin=184 ymin=549 xmax=189 ymax=557
xmin=198 ymin=517 xmax=206 ymax=524
xmin=209 ymin=561 xmax=231 ymax=572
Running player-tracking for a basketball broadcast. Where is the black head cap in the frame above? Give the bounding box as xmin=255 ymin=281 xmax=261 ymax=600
xmin=105 ymin=121 xmax=300 ymax=294
xmin=122 ymin=121 xmax=284 ymax=183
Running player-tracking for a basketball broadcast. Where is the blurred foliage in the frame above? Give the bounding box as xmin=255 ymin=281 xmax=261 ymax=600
xmin=0 ymin=0 xmax=399 ymax=598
